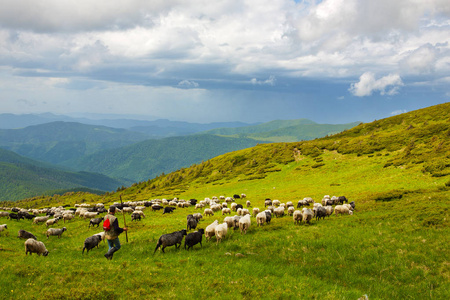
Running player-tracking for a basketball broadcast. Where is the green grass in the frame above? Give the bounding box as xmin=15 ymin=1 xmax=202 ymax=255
xmin=1 ymin=103 xmax=450 ymax=299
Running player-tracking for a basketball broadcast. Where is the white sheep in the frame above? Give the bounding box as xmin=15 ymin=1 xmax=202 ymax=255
xmin=256 ymin=212 xmax=266 ymax=226
xmin=239 ymin=214 xmax=251 ymax=234
xmin=293 ymin=210 xmax=303 ymax=225
xmin=193 ymin=213 xmax=203 ymax=222
xmin=33 ymin=216 xmax=49 ymax=225
xmin=335 ymin=205 xmax=350 ymax=216
xmin=222 ymin=208 xmax=231 ymax=215
xmin=287 ymin=206 xmax=295 ymax=216
xmin=252 ymin=207 xmax=260 ymax=217
xmin=94 ymin=231 xmax=106 ymax=243
xmin=343 ymin=203 xmax=354 ymax=211
xmin=211 ymin=204 xmax=222 ymax=212
xmin=272 ymin=200 xmax=281 ymax=207
xmin=274 ymin=207 xmax=285 ymax=218
xmin=0 ymin=224 xmax=7 ymax=232
xmin=325 ymin=206 xmax=334 ymax=217
xmin=25 ymin=239 xmax=49 ymax=256
xmin=246 ymin=200 xmax=251 ymax=208
xmin=204 ymin=208 xmax=214 ymax=217
xmin=231 ymin=203 xmax=237 ymax=211
xmin=205 ymin=220 xmax=219 ymax=241
xmin=46 ymin=218 xmax=59 ymax=227
xmin=302 ymin=208 xmax=313 ymax=224
xmin=0 ymin=211 xmax=9 ymax=218
xmin=223 ymin=216 xmax=235 ymax=228
xmin=46 ymin=227 xmax=67 ymax=239
xmin=215 ymin=223 xmax=228 ymax=244
xmin=241 ymin=208 xmax=250 ymax=216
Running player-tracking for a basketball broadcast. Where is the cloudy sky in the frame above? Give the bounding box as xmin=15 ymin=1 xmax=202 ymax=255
xmin=0 ymin=0 xmax=449 ymax=123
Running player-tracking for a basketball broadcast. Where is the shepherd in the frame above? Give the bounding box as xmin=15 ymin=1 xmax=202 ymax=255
xmin=103 ymin=206 xmax=128 ymax=260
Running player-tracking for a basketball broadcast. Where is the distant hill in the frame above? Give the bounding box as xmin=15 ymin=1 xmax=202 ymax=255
xmin=0 ymin=113 xmax=254 ymax=137
xmin=64 ymin=134 xmax=268 ymax=182
xmin=0 ymin=148 xmax=126 ymax=201
xmin=0 ymin=122 xmax=150 ymax=164
xmin=203 ymin=119 xmax=360 ymax=142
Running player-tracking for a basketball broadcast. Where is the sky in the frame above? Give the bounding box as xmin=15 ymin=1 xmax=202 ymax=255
xmin=0 ymin=0 xmax=449 ymax=124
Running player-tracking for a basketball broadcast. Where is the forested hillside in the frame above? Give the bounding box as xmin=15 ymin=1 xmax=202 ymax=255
xmin=0 ymin=149 xmax=125 ymax=201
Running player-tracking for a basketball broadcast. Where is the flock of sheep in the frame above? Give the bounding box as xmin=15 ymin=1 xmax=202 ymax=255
xmin=0 ymin=193 xmax=355 ymax=256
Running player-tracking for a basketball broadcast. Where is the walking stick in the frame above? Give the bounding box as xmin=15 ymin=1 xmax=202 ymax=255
xmin=120 ymin=195 xmax=129 ymax=243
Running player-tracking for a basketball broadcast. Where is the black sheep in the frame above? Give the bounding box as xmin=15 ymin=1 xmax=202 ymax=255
xmin=338 ymin=196 xmax=348 ymax=204
xmin=82 ymin=235 xmax=103 ymax=254
xmin=315 ymin=206 xmax=327 ymax=221
xmin=154 ymin=229 xmax=187 ymax=253
xmin=349 ymin=201 xmax=356 ymax=210
xmin=235 ymin=204 xmax=243 ymax=211
xmin=233 ymin=194 xmax=240 ymax=199
xmin=131 ymin=212 xmax=141 ymax=221
xmin=89 ymin=217 xmax=104 ymax=228
xmin=162 ymin=207 xmax=176 ymax=214
xmin=18 ymin=229 xmax=37 ymax=240
xmin=152 ymin=205 xmax=164 ymax=211
xmin=8 ymin=213 xmax=24 ymax=221
xmin=184 ymin=229 xmax=205 ymax=250
xmin=186 ymin=214 xmax=198 ymax=231
xmin=265 ymin=211 xmax=272 ymax=224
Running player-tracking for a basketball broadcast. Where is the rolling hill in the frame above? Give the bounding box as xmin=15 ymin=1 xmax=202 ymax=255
xmin=0 ymin=148 xmax=126 ymax=201
xmin=0 ymin=103 xmax=449 ymax=299
xmin=0 ymin=121 xmax=150 ymax=165
xmin=63 ymin=134 xmax=268 ymax=182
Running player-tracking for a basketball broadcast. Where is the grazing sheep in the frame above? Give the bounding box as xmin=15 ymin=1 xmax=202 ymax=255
xmin=0 ymin=211 xmax=9 ymax=218
xmin=94 ymin=231 xmax=106 ymax=243
xmin=33 ymin=216 xmax=49 ymax=225
xmin=46 ymin=218 xmax=60 ymax=227
xmin=46 ymin=227 xmax=67 ymax=239
xmin=8 ymin=213 xmax=24 ymax=221
xmin=187 ymin=214 xmax=198 ymax=231
xmin=274 ymin=207 xmax=285 ymax=218
xmin=205 ymin=220 xmax=219 ymax=241
xmin=83 ymin=212 xmax=99 ymax=219
xmin=193 ymin=213 xmax=203 ymax=222
xmin=163 ymin=207 xmax=176 ymax=214
xmin=286 ymin=201 xmax=294 ymax=208
xmin=131 ymin=212 xmax=141 ymax=221
xmin=211 ymin=204 xmax=222 ymax=213
xmin=235 ymin=204 xmax=243 ymax=211
xmin=63 ymin=214 xmax=74 ymax=223
xmin=154 ymin=229 xmax=187 ymax=253
xmin=297 ymin=199 xmax=309 ymax=208
xmin=89 ymin=217 xmax=104 ymax=227
xmin=349 ymin=201 xmax=356 ymax=210
xmin=223 ymin=216 xmax=235 ymax=228
xmin=82 ymin=234 xmax=103 ymax=254
xmin=256 ymin=212 xmax=266 ymax=226
xmin=0 ymin=224 xmax=7 ymax=232
xmin=246 ymin=200 xmax=251 ymax=208
xmin=338 ymin=196 xmax=348 ymax=204
xmin=122 ymin=207 xmax=134 ymax=214
xmin=325 ymin=206 xmax=334 ymax=217
xmin=222 ymin=208 xmax=231 ymax=215
xmin=25 ymin=239 xmax=49 ymax=256
xmin=232 ymin=215 xmax=242 ymax=230
xmin=184 ymin=229 xmax=205 ymax=250
xmin=239 ymin=214 xmax=251 ymax=234
xmin=215 ymin=223 xmax=228 ymax=244
xmin=264 ymin=199 xmax=272 ymax=207
xmin=287 ymin=206 xmax=295 ymax=216
xmin=272 ymin=200 xmax=281 ymax=207
xmin=335 ymin=205 xmax=350 ymax=216
xmin=18 ymin=229 xmax=36 ymax=240
xmin=230 ymin=203 xmax=237 ymax=211
xmin=315 ymin=206 xmax=327 ymax=221
xmin=252 ymin=207 xmax=260 ymax=217
xmin=302 ymin=208 xmax=313 ymax=224
xmin=204 ymin=208 xmax=214 ymax=217
xmin=293 ymin=210 xmax=303 ymax=225
xmin=264 ymin=211 xmax=272 ymax=224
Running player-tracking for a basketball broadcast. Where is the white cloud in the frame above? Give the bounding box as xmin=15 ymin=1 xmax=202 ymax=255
xmin=390 ymin=109 xmax=407 ymax=116
xmin=349 ymin=72 xmax=404 ymax=97
xmin=177 ymin=80 xmax=199 ymax=88
xmin=251 ymin=75 xmax=276 ymax=86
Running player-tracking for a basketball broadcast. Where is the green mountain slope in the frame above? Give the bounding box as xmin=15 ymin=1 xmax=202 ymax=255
xmin=64 ymin=134 xmax=268 ymax=182
xmin=0 ymin=121 xmax=150 ymax=164
xmin=0 ymin=148 xmax=125 ymax=201
xmin=1 ymin=103 xmax=448 ymax=299
xmin=203 ymin=118 xmax=359 ymax=142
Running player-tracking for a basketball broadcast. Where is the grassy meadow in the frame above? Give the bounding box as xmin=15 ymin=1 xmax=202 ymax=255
xmin=1 ymin=104 xmax=450 ymax=299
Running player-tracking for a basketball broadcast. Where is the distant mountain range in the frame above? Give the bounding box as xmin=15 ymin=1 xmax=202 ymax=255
xmin=0 ymin=113 xmax=360 ymax=201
